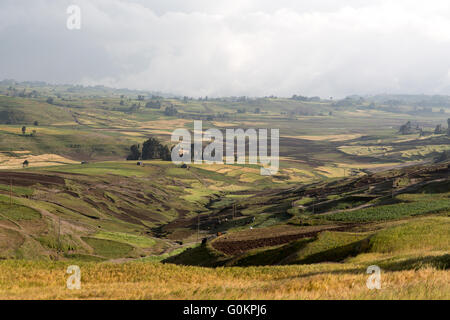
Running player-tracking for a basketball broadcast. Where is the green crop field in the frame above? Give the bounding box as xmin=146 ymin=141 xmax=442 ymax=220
xmin=325 ymin=200 xmax=450 ymax=222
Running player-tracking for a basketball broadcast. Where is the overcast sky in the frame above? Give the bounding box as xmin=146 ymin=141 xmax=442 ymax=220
xmin=1 ymin=0 xmax=450 ymax=97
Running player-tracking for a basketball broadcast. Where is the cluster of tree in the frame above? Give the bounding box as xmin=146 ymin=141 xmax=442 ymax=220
xmin=413 ymin=107 xmax=433 ymax=113
xmin=127 ymin=144 xmax=141 ymax=160
xmin=164 ymin=105 xmax=178 ymax=116
xmin=434 ymin=124 xmax=444 ymax=134
xmin=126 ymin=137 xmax=171 ymax=161
xmin=21 ymin=126 xmax=37 ymax=136
xmin=127 ymin=103 xmax=141 ymax=113
xmin=332 ymin=97 xmax=359 ymax=107
xmin=6 ymin=88 xmax=39 ymax=98
xmin=401 ymin=118 xmax=450 ymax=136
xmin=288 ymin=106 xmax=317 ymax=116
xmin=290 ymin=95 xmax=321 ymax=102
xmin=432 ymin=119 xmax=450 ymax=135
xmin=399 ymin=121 xmax=421 ymax=135
xmin=145 ymin=100 xmax=161 ymax=109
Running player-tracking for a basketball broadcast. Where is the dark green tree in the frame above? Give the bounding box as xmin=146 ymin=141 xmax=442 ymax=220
xmin=141 ymin=138 xmax=171 ymax=161
xmin=145 ymin=100 xmax=161 ymax=109
xmin=126 ymin=144 xmax=141 ymax=160
xmin=142 ymin=138 xmax=159 ymax=159
xmin=159 ymin=144 xmax=171 ymax=161
xmin=399 ymin=121 xmax=412 ymax=135
xmin=164 ymin=105 xmax=178 ymax=116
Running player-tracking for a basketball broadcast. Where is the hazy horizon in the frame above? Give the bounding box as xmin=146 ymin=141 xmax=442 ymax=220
xmin=2 ymin=0 xmax=450 ymax=98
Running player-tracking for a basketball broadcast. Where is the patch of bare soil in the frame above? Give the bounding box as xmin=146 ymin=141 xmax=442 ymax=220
xmin=0 ymin=171 xmax=65 ymax=186
xmin=212 ymin=224 xmax=360 ymax=255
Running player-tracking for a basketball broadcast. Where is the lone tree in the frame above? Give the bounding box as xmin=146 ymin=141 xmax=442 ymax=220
xmin=22 ymin=160 xmax=29 ymax=168
xmin=21 ymin=126 xmax=26 ymax=135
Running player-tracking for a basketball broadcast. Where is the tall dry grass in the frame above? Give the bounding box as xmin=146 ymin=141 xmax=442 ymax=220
xmin=0 ymin=260 xmax=447 ymax=300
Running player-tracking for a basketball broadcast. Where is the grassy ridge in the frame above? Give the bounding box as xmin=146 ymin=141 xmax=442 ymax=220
xmin=325 ymin=200 xmax=450 ymax=222
xmin=368 ymin=217 xmax=450 ymax=253
xmin=171 ymin=216 xmax=450 ymax=267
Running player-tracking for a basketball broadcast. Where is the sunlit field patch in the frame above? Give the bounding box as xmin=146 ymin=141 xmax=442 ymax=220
xmin=0 ymin=260 xmax=447 ymax=299
xmin=282 ymin=134 xmax=362 ymax=141
xmin=0 ymin=153 xmax=77 ymax=169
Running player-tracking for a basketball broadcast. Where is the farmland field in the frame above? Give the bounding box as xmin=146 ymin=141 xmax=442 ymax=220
xmin=0 ymin=82 xmax=448 ymax=300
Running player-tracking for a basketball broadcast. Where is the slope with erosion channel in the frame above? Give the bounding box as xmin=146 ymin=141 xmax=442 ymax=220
xmin=0 ymin=161 xmax=263 ymax=260
xmin=166 ymin=161 xmax=449 ymax=266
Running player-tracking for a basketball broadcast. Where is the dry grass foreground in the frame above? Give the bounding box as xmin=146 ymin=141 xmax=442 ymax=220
xmin=0 ymin=260 xmax=447 ymax=299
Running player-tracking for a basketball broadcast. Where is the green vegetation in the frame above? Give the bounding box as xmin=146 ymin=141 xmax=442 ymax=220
xmin=325 ymin=200 xmax=450 ymax=222
xmin=0 ymin=184 xmax=33 ymax=196
xmin=165 ymin=243 xmax=227 ymax=267
xmin=368 ymin=217 xmax=450 ymax=253
xmin=0 ymin=203 xmax=41 ymax=220
xmin=284 ymin=231 xmax=369 ymax=264
xmin=95 ymin=231 xmax=156 ymax=248
xmin=232 ymin=238 xmax=311 ymax=266
xmin=81 ymin=237 xmax=134 ymax=259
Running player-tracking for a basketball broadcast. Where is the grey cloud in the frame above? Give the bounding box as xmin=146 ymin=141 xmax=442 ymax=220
xmin=1 ymin=0 xmax=450 ymax=97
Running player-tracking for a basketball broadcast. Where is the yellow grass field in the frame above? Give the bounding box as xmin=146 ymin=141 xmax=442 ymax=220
xmin=282 ymin=134 xmax=362 ymax=141
xmin=0 ymin=153 xmax=78 ymax=169
xmin=0 ymin=260 xmax=447 ymax=300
